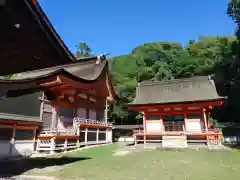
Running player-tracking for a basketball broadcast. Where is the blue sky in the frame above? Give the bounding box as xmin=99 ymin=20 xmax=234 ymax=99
xmin=39 ymin=0 xmax=235 ymax=57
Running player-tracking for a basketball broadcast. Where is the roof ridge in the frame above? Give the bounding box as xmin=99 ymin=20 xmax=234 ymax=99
xmin=11 ymin=55 xmax=106 ymax=78
xmin=139 ymin=76 xmax=211 ymax=87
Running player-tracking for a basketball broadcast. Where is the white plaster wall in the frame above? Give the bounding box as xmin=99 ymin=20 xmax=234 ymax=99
xmin=12 ymin=141 xmax=34 ymax=156
xmin=0 ymin=141 xmax=10 ymax=156
xmin=146 ymin=121 xmax=162 ymax=132
xmin=186 ymin=120 xmax=203 ymax=131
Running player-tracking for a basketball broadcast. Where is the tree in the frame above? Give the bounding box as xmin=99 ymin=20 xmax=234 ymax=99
xmin=76 ymin=42 xmax=92 ymax=58
xmin=109 ymin=37 xmax=237 ymax=124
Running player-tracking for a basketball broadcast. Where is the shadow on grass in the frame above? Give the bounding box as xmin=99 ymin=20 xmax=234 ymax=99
xmin=125 ymin=142 xmax=134 ymax=146
xmin=0 ymin=156 xmax=91 ymax=177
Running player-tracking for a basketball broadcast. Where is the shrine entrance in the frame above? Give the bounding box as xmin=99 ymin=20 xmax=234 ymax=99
xmin=163 ymin=115 xmax=185 ymax=132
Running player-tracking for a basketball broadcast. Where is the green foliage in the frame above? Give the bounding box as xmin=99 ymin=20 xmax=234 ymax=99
xmin=209 ymin=116 xmax=218 ymax=127
xmin=110 ymin=37 xmax=237 ymax=123
xmin=76 ymin=42 xmax=92 ymax=58
xmin=228 ymin=0 xmax=240 ymax=28
xmin=74 ymin=10 xmax=240 ymax=124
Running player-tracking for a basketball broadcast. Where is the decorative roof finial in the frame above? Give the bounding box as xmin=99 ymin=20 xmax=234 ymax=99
xmin=96 ymin=54 xmax=106 ymax=64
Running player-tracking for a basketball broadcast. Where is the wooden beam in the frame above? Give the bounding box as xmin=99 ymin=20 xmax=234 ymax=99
xmin=129 ymin=100 xmax=224 ymax=111
xmin=145 ymin=110 xmax=201 ymax=116
xmin=40 ymin=76 xmax=63 ymax=87
xmin=0 ymin=120 xmax=40 ymax=125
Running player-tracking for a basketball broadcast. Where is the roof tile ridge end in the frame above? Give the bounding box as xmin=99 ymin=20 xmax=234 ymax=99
xmin=139 ymin=76 xmax=210 ymax=87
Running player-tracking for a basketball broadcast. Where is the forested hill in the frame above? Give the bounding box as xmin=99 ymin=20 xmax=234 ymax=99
xmin=108 ymin=36 xmax=237 ymax=124
xmin=75 ymin=1 xmax=240 ymax=125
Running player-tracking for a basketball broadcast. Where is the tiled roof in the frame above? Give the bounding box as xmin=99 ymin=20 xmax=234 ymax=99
xmin=0 ymin=55 xmax=108 ymax=97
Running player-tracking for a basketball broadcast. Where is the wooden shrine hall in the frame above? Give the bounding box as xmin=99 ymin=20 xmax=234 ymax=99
xmin=0 ymin=0 xmax=116 ymax=156
xmin=128 ymin=76 xmax=225 ymax=148
xmin=0 ymin=55 xmax=116 ymax=154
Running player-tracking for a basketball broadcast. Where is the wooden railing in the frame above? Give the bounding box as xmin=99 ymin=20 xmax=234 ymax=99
xmin=36 ymin=117 xmax=113 ymax=154
xmin=40 ymin=117 xmax=112 ymax=136
xmin=133 ymin=127 xmax=223 ymax=147
xmin=73 ymin=117 xmax=112 ymax=127
xmin=133 ymin=128 xmax=222 ymax=135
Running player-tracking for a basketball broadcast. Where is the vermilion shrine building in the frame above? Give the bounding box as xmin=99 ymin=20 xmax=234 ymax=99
xmin=128 ymin=76 xmax=225 ymax=148
xmin=0 ymin=55 xmax=116 ymax=155
xmin=0 ymin=0 xmax=116 ymax=157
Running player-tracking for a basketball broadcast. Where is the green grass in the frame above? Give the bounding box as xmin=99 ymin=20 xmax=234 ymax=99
xmin=50 ymin=145 xmax=240 ymax=180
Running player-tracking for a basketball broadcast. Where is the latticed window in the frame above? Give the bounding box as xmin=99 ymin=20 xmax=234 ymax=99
xmin=15 ymin=129 xmax=34 ymax=140
xmin=0 ymin=128 xmax=13 ymax=141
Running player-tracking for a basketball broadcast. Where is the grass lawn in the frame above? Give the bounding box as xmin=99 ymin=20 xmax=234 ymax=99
xmin=49 ymin=144 xmax=240 ymax=180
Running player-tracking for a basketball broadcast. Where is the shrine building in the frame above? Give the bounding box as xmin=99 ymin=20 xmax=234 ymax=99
xmin=128 ymin=76 xmax=225 ymax=148
xmin=0 ymin=55 xmax=116 ymax=156
xmin=0 ymin=0 xmax=117 ymax=157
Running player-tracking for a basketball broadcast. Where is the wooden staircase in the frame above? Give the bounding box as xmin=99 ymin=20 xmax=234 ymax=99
xmin=162 ymin=135 xmax=188 ymax=148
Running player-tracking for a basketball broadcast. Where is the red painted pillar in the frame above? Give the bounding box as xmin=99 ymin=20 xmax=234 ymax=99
xmin=183 ymin=114 xmax=187 ymax=132
xmin=202 ymin=108 xmax=208 ymax=133
xmin=143 ymin=112 xmax=146 ymax=147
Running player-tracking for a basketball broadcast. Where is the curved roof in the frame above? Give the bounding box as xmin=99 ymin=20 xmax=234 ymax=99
xmin=130 ymin=76 xmax=225 ymax=106
xmin=0 ymin=55 xmax=108 ymax=97
xmin=10 ymin=55 xmax=107 ymax=82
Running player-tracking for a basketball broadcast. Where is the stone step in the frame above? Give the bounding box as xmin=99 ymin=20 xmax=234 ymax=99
xmin=162 ymin=135 xmax=188 ymax=148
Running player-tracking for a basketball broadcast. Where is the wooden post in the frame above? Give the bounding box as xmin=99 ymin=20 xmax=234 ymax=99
xmin=104 ymin=98 xmax=108 ymax=124
xmin=85 ymin=128 xmax=88 ymax=145
xmin=203 ymin=108 xmax=210 ymax=147
xmin=134 ymin=134 xmax=137 ymax=148
xmin=143 ymin=113 xmax=146 ymax=148
xmin=39 ymin=93 xmax=44 ymax=121
xmin=96 ymin=128 xmax=99 ymax=144
xmin=77 ymin=127 xmax=80 ymax=147
xmin=218 ymin=134 xmax=222 ymax=146
xmin=36 ymin=138 xmax=40 ymax=154
xmin=183 ymin=114 xmax=187 ymax=134
xmin=9 ymin=124 xmax=16 ymax=155
xmin=33 ymin=129 xmax=37 ymax=150
xmin=105 ymin=128 xmax=108 ymax=143
xmin=64 ymin=138 xmax=68 ymax=151
xmin=203 ymin=108 xmax=208 ymax=132
xmin=50 ymin=137 xmax=55 ymax=154
xmin=106 ymin=128 xmax=112 ymax=143
xmin=51 ymin=107 xmax=57 ymax=129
